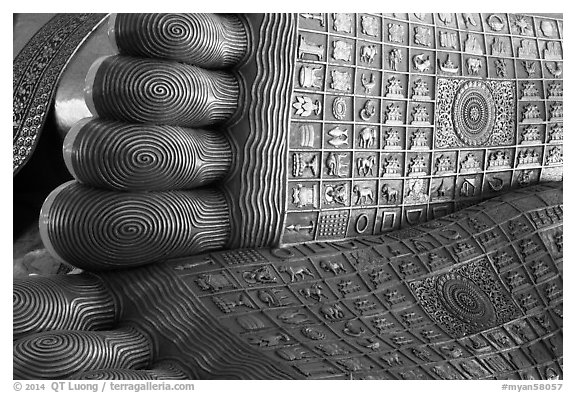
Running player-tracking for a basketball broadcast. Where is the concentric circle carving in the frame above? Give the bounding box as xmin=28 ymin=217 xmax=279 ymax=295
xmin=64 ymin=118 xmax=232 ymax=191
xmin=13 ymin=328 xmax=150 ymax=379
xmin=39 ymin=182 xmax=231 ymax=270
xmin=13 ymin=275 xmax=116 ymax=340
xmin=111 ymin=14 xmax=248 ymax=68
xmin=452 ymin=81 xmax=496 ymax=146
xmin=436 ymin=273 xmax=496 ymax=328
xmin=86 ymin=56 xmax=239 ymax=127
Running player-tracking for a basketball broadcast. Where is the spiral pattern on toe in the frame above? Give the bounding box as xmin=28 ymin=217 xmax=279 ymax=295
xmin=40 ymin=182 xmax=230 ymax=270
xmin=111 ymin=14 xmax=248 ymax=68
xmin=13 ymin=275 xmax=117 ymax=341
xmin=87 ymin=56 xmax=239 ymax=127
xmin=65 ymin=118 xmax=232 ymax=191
xmin=13 ymin=327 xmax=151 ymax=379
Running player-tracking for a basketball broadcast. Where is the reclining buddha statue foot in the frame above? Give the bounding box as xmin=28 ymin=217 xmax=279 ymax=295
xmin=13 ymin=13 xmax=563 ymax=380
xmin=15 ymin=183 xmax=564 ymax=380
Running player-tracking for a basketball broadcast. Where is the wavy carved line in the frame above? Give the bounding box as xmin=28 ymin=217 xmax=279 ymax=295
xmin=77 ymin=369 xmax=156 ymax=380
xmin=250 ymin=16 xmax=278 ymax=245
xmin=237 ymin=14 xmax=297 ymax=248
xmin=109 ymin=268 xmax=275 ymax=378
xmin=76 ymin=364 xmax=189 ymax=380
xmin=103 ymin=265 xmax=296 ymax=379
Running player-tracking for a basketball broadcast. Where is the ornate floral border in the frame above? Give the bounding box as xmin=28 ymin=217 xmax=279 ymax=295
xmin=409 ymin=258 xmax=523 ymax=338
xmin=13 ymin=13 xmax=107 ymax=175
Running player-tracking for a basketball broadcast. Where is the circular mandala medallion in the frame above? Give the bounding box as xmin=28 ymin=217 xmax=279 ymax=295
xmin=436 ymin=273 xmax=496 ymax=328
xmin=453 ymin=81 xmax=496 ymax=146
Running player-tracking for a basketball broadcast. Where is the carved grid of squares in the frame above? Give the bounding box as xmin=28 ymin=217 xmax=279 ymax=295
xmin=184 ymin=198 xmax=563 ymax=379
xmin=287 ymin=13 xmax=562 ymax=242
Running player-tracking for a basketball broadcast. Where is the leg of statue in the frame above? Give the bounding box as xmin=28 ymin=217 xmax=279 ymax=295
xmin=14 ymin=183 xmax=563 ymax=379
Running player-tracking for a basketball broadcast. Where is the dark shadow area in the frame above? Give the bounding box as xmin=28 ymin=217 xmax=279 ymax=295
xmin=14 ymin=111 xmax=73 ymax=241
